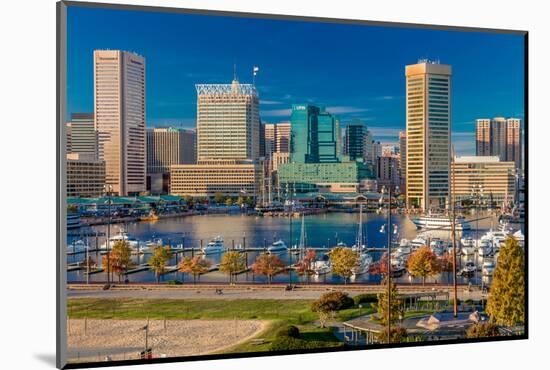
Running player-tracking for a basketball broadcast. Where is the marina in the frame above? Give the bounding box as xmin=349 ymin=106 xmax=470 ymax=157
xmin=66 ymin=211 xmax=523 ymax=285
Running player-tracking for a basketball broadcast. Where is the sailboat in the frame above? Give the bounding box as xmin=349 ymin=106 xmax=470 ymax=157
xmin=352 ymin=205 xmax=372 ymax=276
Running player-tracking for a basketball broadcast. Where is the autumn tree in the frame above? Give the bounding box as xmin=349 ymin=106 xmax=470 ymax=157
xmin=102 ymin=240 xmax=133 ymax=282
xmin=311 ymin=291 xmax=354 ymax=328
xmin=369 ymin=252 xmax=390 ymax=276
xmin=178 ymin=256 xmax=212 ymax=284
xmin=219 ymin=251 xmax=246 ymax=284
xmin=437 ymin=252 xmax=454 ymax=282
xmin=486 ymin=236 xmax=525 ymax=326
xmin=251 ymin=253 xmax=286 ymax=284
xmin=373 ymin=278 xmax=404 ymax=343
xmin=466 ymin=322 xmax=500 ymax=338
xmin=148 ymin=246 xmax=172 ymax=283
xmin=214 ymin=192 xmax=225 ymax=205
xmin=406 ymin=246 xmax=439 ymax=285
xmin=329 ymin=247 xmax=359 ymax=284
xmin=295 ymin=249 xmax=317 ymax=283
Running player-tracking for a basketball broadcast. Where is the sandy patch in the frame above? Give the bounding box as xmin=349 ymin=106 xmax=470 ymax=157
xmin=67 ymin=319 xmax=265 ymax=363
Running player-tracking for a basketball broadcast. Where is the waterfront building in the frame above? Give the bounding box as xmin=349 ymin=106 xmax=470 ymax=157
xmin=476 ymin=117 xmax=522 ymax=170
xmin=169 ymin=160 xmax=261 ymax=197
xmin=451 ymin=156 xmax=516 ymax=205
xmin=66 ymin=113 xmax=98 ymax=159
xmin=66 ymin=153 xmax=106 ymax=197
xmin=146 ymin=127 xmax=195 ymax=194
xmin=399 ymin=131 xmax=407 ymax=193
xmin=196 ymin=79 xmax=260 ymax=161
xmin=146 ymin=127 xmax=196 ymax=173
xmin=376 ymin=155 xmax=400 ymax=192
xmin=94 ymin=50 xmax=146 ymax=196
xmin=405 ymin=60 xmax=452 ymax=210
xmin=343 ymin=119 xmax=367 ymax=161
xmin=272 ymin=152 xmax=290 ymax=172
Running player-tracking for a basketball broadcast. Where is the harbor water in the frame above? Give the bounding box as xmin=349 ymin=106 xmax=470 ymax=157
xmin=66 ymin=211 xmax=520 ymax=285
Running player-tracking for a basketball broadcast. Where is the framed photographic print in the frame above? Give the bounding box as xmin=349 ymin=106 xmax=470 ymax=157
xmin=57 ymin=1 xmax=527 ymax=368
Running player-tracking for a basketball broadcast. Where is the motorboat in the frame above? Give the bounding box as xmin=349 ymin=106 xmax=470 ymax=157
xmin=100 ymin=230 xmax=140 ymax=250
xmin=430 ymin=239 xmax=446 ymax=256
xmin=68 ymin=239 xmax=88 ymax=252
xmin=202 ymin=236 xmax=225 ymax=254
xmin=268 ymin=240 xmax=288 ymax=253
xmin=411 ymin=213 xmax=471 ymax=231
xmin=410 ymin=236 xmax=428 ymax=249
xmin=460 ymin=261 xmax=476 ymax=275
xmin=312 ymin=260 xmax=331 ymax=275
xmin=477 ymin=238 xmax=493 ymax=257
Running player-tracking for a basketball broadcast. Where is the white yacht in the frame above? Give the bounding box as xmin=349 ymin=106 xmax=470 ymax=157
xmin=411 ymin=214 xmax=471 ymax=231
xmin=477 ymin=238 xmax=493 ymax=257
xmin=460 ymin=237 xmax=476 ymax=255
xmin=410 ymin=236 xmax=428 ymax=249
xmin=460 ymin=261 xmax=476 ymax=275
xmin=312 ymin=260 xmax=331 ymax=275
xmin=68 ymin=239 xmax=88 ymax=252
xmin=100 ymin=230 xmax=140 ymax=250
xmin=430 ymin=239 xmax=445 ymax=256
xmin=202 ymin=236 xmax=225 ymax=254
xmin=268 ymin=240 xmax=288 ymax=253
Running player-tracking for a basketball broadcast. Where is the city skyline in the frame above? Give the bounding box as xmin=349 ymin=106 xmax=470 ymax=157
xmin=67 ymin=6 xmax=525 ymax=155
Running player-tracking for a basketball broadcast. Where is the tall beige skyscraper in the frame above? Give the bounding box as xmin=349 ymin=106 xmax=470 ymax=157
xmin=195 ymin=79 xmax=260 ymax=161
xmin=506 ymin=118 xmax=522 ymax=170
xmin=405 ymin=60 xmax=451 ymax=210
xmin=399 ymin=131 xmax=406 ymax=193
xmin=264 ymin=121 xmax=291 ymax=158
xmin=94 ymin=50 xmax=146 ymax=196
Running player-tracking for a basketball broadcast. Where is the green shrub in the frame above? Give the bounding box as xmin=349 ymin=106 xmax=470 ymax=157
xmin=269 ymin=336 xmax=331 ymax=351
xmin=276 ymin=325 xmax=300 ymax=339
xmin=166 ymin=280 xmax=182 ymax=285
xmin=466 ymin=322 xmax=500 ymax=338
xmin=464 ymin=299 xmax=474 ymax=305
xmin=449 ymin=298 xmax=461 ymax=306
xmin=353 ymin=293 xmax=378 ymax=306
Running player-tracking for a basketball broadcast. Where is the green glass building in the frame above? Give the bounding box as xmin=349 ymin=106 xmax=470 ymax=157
xmin=343 ymin=119 xmax=367 ymax=161
xmin=280 ymin=105 xmax=372 ymax=192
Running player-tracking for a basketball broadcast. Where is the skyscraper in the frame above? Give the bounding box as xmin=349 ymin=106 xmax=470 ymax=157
xmin=476 ymin=117 xmax=522 ymax=170
xmin=94 ymin=50 xmax=146 ymax=196
xmin=275 ymin=122 xmax=291 ymax=153
xmin=146 ymin=127 xmax=196 ymax=174
xmin=405 ymin=60 xmax=451 ymax=210
xmin=290 ymin=104 xmax=340 ymax=164
xmin=399 ymin=131 xmax=407 ymax=193
xmin=343 ymin=119 xmax=367 ymax=161
xmin=195 ymin=79 xmax=260 ymax=161
xmin=66 ymin=113 xmax=98 ymax=160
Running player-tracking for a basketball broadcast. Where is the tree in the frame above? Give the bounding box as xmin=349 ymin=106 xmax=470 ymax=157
xmin=214 ymin=192 xmax=225 ymax=205
xmin=486 ymin=236 xmax=525 ymax=326
xmin=102 ymin=240 xmax=133 ymax=282
xmin=178 ymin=256 xmax=211 ymax=284
xmin=437 ymin=252 xmax=454 ymax=282
xmin=466 ymin=322 xmax=500 ymax=338
xmin=295 ymin=249 xmax=317 ymax=282
xmin=251 ymin=253 xmax=285 ymax=284
xmin=219 ymin=251 xmax=246 ymax=284
xmin=373 ymin=278 xmax=404 ymax=343
xmin=406 ymin=246 xmax=439 ymax=285
xmin=377 ymin=327 xmax=408 ymax=344
xmin=148 ymin=246 xmax=172 ymax=283
xmin=329 ymin=247 xmax=359 ymax=284
xmin=311 ymin=291 xmax=354 ymax=328
xmin=369 ymin=252 xmax=390 ymax=276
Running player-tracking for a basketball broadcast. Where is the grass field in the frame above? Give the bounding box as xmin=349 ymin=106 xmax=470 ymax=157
xmin=67 ymin=298 xmax=373 ymax=352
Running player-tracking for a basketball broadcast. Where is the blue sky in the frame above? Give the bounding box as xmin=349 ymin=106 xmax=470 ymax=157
xmin=67 ymin=6 xmax=525 ymax=155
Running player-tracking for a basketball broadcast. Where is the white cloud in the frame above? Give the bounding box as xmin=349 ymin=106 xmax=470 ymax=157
xmin=260 ymin=100 xmax=283 ymax=105
xmin=262 ymin=108 xmax=292 ymax=117
xmin=326 ymin=106 xmax=370 ymax=114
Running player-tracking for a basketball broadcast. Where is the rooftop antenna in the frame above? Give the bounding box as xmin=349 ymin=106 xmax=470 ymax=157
xmin=233 ymin=62 xmax=237 ymax=81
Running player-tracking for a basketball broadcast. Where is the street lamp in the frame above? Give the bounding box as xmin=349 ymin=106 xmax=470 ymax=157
xmin=104 ymin=184 xmax=113 ymax=285
xmin=380 ymin=184 xmax=397 ymax=343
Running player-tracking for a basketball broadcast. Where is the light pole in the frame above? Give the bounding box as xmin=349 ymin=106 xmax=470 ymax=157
xmin=104 ymin=184 xmax=113 ymax=285
xmin=380 ymin=184 xmax=396 ymax=344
